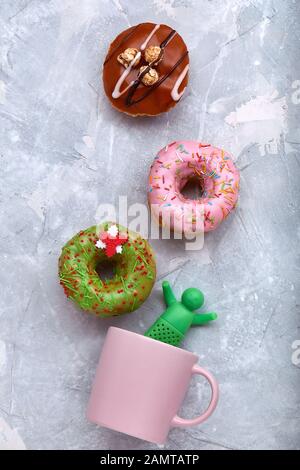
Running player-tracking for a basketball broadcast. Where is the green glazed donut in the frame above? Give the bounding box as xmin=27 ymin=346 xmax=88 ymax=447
xmin=58 ymin=222 xmax=156 ymax=317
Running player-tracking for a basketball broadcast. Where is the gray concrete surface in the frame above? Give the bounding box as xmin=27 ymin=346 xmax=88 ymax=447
xmin=0 ymin=0 xmax=299 ymax=450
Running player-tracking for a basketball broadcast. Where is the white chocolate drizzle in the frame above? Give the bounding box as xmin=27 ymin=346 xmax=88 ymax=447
xmin=140 ymin=24 xmax=160 ymax=50
xmin=112 ymin=51 xmax=141 ymax=99
xmin=171 ymin=64 xmax=189 ymax=101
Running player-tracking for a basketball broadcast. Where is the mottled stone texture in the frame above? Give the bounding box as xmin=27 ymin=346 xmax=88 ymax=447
xmin=0 ymin=0 xmax=299 ymax=450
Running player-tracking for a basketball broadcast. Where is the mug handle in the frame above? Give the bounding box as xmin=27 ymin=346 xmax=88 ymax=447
xmin=171 ymin=364 xmax=219 ymax=428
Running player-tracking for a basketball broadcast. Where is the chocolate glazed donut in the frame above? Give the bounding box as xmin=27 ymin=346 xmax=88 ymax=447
xmin=102 ymin=22 xmax=189 ymax=116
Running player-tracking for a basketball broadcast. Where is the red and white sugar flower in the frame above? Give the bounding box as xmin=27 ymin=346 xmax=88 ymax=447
xmin=95 ymin=224 xmax=128 ymax=257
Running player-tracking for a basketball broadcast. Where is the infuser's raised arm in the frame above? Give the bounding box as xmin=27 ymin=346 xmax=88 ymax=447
xmin=162 ymin=281 xmax=177 ymax=306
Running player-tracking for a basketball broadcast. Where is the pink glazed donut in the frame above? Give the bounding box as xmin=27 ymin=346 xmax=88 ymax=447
xmin=148 ymin=141 xmax=240 ymax=234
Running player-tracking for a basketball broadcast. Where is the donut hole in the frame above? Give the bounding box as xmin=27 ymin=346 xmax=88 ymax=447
xmin=96 ymin=259 xmax=117 ymax=281
xmin=180 ymin=176 xmax=204 ymax=200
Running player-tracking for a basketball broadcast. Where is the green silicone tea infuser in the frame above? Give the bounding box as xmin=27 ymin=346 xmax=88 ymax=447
xmin=144 ymin=281 xmax=217 ymax=347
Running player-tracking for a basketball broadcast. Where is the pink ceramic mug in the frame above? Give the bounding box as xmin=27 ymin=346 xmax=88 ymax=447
xmin=87 ymin=327 xmax=219 ymax=444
